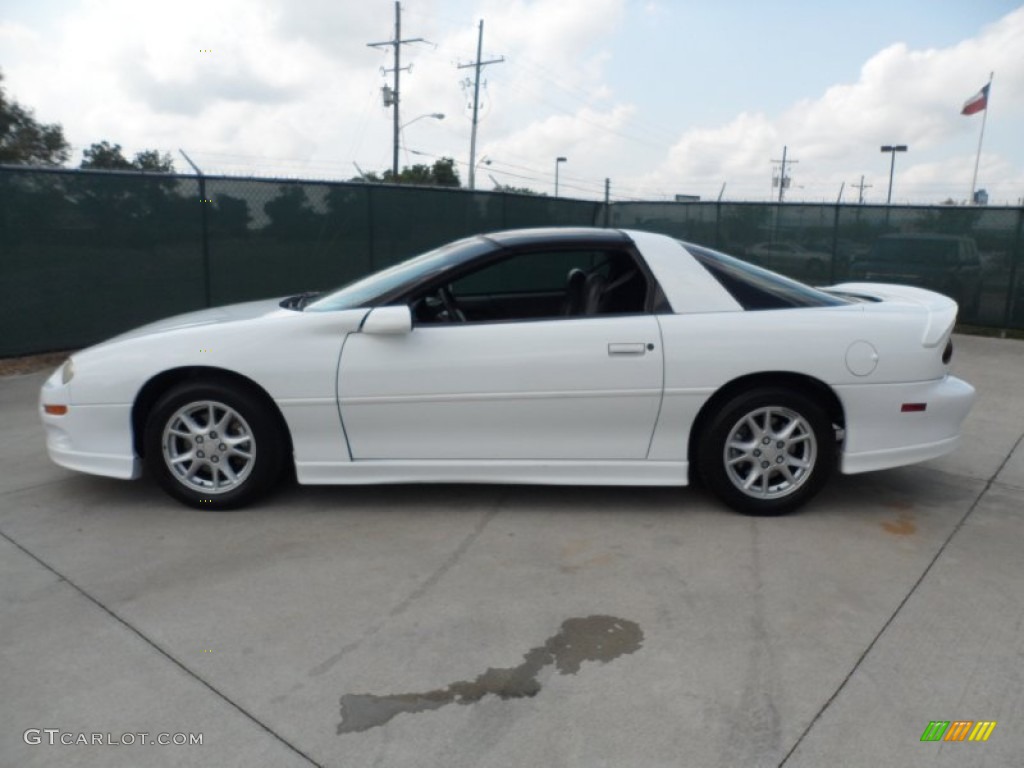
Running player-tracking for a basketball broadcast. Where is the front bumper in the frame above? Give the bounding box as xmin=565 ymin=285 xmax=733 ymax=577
xmin=39 ymin=367 xmax=140 ymax=480
xmin=836 ymin=375 xmax=975 ymax=474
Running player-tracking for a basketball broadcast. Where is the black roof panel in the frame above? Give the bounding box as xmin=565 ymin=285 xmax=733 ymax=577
xmin=484 ymin=227 xmax=630 ymax=248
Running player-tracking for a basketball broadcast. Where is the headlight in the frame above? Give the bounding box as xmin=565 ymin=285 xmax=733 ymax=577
xmin=60 ymin=358 xmax=75 ymax=385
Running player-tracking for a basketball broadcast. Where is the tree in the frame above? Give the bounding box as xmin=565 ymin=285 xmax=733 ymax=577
xmin=0 ymin=71 xmax=70 ymax=166
xmin=350 ymin=157 xmax=461 ymax=187
xmin=80 ymin=141 xmax=175 ymax=172
xmin=428 ymin=157 xmax=460 ymax=187
xmin=133 ymin=149 xmax=175 ymax=173
xmin=493 ymin=184 xmax=544 ymax=195
xmin=81 ymin=141 xmax=134 ymax=170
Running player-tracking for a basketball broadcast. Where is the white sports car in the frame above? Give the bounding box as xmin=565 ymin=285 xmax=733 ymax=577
xmin=40 ymin=228 xmax=975 ymax=515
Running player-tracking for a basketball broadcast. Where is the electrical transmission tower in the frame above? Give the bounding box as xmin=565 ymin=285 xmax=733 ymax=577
xmin=367 ymin=2 xmax=427 ymax=179
xmin=458 ymin=20 xmax=503 ymax=190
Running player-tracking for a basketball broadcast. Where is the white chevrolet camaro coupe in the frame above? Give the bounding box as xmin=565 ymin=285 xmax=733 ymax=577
xmin=40 ymin=228 xmax=975 ymax=515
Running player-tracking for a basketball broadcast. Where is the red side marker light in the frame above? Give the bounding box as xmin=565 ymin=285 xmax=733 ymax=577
xmin=43 ymin=404 xmax=68 ymax=415
xmin=901 ymin=403 xmax=927 ymax=413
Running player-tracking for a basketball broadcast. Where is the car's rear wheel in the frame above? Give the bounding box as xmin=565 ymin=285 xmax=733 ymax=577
xmin=144 ymin=381 xmax=286 ymax=510
xmin=700 ymin=388 xmax=835 ymax=516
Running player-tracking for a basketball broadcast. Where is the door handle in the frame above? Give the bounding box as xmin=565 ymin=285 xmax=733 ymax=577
xmin=608 ymin=343 xmax=648 ymax=356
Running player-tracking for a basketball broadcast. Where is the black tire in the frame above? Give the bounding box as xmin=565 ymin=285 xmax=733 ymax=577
xmin=699 ymin=387 xmax=835 ymax=516
xmin=144 ymin=380 xmax=286 ymax=510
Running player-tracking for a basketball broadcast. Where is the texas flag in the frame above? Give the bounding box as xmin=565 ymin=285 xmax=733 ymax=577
xmin=961 ymin=83 xmax=990 ymax=115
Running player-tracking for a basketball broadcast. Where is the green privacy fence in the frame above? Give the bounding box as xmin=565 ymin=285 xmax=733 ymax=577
xmin=1 ymin=165 xmax=1022 ymax=357
xmin=612 ymin=201 xmax=1024 ymax=330
xmin=0 ymin=166 xmax=603 ymax=356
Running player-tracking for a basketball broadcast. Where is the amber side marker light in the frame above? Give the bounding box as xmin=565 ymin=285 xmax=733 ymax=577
xmin=43 ymin=404 xmax=68 ymax=416
xmin=901 ymin=403 xmax=927 ymax=413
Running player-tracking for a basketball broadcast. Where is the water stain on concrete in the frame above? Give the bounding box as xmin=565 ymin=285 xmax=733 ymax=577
xmin=336 ymin=615 xmax=643 ymax=734
xmin=881 ymin=499 xmax=916 ymax=535
xmin=882 ymin=518 xmax=917 ymax=535
xmin=884 ymin=499 xmax=915 ymax=512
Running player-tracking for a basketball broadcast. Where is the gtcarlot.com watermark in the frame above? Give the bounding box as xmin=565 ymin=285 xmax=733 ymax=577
xmin=24 ymin=729 xmax=203 ymax=746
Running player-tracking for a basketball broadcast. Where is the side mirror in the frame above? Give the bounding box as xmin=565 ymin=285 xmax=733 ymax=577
xmin=362 ymin=305 xmax=412 ymax=335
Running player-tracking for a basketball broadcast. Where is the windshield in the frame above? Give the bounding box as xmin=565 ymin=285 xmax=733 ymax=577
xmin=305 ymin=236 xmax=494 ymax=312
xmin=869 ymin=238 xmax=956 ymax=264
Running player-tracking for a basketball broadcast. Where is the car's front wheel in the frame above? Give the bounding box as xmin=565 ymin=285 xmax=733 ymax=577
xmin=144 ymin=381 xmax=286 ymax=509
xmin=700 ymin=388 xmax=835 ymax=516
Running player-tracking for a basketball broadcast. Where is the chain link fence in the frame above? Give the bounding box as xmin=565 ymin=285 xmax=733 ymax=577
xmin=1 ymin=166 xmax=1021 ymax=357
xmin=0 ymin=167 xmax=602 ymax=356
xmin=612 ymin=201 xmax=1023 ymax=329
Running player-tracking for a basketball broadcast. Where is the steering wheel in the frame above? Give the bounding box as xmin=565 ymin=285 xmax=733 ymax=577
xmin=437 ymin=284 xmax=466 ymax=323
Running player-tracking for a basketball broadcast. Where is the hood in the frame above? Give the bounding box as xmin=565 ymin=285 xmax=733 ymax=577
xmin=100 ymin=297 xmax=289 ymax=345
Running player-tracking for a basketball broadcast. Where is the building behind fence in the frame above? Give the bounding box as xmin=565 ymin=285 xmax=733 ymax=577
xmin=1 ymin=166 xmax=1021 ymax=357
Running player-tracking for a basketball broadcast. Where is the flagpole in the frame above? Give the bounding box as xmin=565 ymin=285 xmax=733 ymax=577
xmin=969 ymin=71 xmax=993 ymax=203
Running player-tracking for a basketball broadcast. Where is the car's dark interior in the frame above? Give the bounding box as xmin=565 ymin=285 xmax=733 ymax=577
xmin=410 ymin=248 xmax=650 ymax=325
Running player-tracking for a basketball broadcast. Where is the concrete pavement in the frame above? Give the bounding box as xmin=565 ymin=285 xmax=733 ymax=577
xmin=1 ymin=334 xmax=1022 ymax=767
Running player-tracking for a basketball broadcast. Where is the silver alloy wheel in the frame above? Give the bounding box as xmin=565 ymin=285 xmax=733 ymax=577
xmin=723 ymin=406 xmax=817 ymax=499
xmin=161 ymin=400 xmax=255 ymax=494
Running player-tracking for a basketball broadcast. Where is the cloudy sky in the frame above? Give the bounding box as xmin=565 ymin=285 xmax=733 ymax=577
xmin=2 ymin=0 xmax=1022 ymax=203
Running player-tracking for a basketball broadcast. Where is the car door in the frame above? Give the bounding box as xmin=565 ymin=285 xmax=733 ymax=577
xmin=337 ymin=248 xmax=665 ymax=461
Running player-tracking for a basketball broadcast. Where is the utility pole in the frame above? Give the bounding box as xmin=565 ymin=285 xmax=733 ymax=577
xmin=771 ymin=146 xmax=798 ymax=202
xmin=853 ymin=175 xmax=872 ymax=204
xmin=368 ymin=2 xmax=425 ymax=180
xmin=604 ymin=178 xmax=610 ymax=227
xmin=458 ymin=20 xmax=503 ymax=190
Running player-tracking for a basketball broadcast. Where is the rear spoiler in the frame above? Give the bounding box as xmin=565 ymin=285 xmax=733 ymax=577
xmin=830 ymin=282 xmax=957 ymax=348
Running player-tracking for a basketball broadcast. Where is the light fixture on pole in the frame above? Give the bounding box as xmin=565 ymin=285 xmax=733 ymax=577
xmin=397 ymin=113 xmax=444 ymax=172
xmin=400 ymin=112 xmax=445 ymax=130
xmin=473 ymin=155 xmax=493 ymax=187
xmin=554 ymin=156 xmax=567 ymax=197
xmin=880 ymin=145 xmax=907 ymax=204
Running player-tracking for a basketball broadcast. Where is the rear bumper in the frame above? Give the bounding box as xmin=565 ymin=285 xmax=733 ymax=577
xmin=837 ymin=375 xmax=975 ymax=474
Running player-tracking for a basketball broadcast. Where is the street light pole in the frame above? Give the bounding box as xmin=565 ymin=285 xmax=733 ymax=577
xmin=880 ymin=144 xmax=907 ymax=204
xmin=398 ymin=113 xmax=444 ymax=169
xmin=400 ymin=112 xmax=445 ymax=130
xmin=555 ymin=156 xmax=567 ymax=197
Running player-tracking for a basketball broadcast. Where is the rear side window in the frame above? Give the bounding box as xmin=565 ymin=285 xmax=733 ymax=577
xmin=683 ymin=242 xmax=849 ymax=310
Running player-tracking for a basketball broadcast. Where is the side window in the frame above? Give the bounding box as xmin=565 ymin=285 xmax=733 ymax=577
xmin=452 ymin=250 xmax=601 ymax=296
xmin=412 ymin=248 xmax=651 ymax=325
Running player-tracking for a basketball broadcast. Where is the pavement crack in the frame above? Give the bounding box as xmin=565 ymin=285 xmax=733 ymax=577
xmin=0 ymin=474 xmax=80 ymax=499
xmin=0 ymin=527 xmax=325 ymax=768
xmin=777 ymin=429 xmax=1024 ymax=767
xmin=309 ymin=503 xmax=502 ymax=678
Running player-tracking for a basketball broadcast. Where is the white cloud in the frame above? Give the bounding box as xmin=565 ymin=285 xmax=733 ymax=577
xmin=632 ymin=7 xmax=1024 ymax=202
xmin=3 ymin=1 xmax=1022 ymax=202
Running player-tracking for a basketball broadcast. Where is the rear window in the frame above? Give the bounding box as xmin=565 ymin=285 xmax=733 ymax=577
xmin=683 ymin=242 xmax=849 ymax=310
